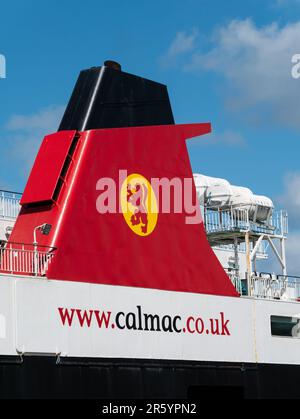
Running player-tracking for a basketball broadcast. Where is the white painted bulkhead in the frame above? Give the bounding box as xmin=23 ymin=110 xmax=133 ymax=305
xmin=213 ymin=247 xmax=247 ymax=273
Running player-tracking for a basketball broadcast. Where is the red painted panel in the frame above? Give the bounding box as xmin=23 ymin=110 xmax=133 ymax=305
xmin=20 ymin=130 xmax=77 ymax=205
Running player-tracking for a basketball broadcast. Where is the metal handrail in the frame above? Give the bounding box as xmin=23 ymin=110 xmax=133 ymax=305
xmin=214 ymin=241 xmax=268 ymax=258
xmin=2 ymin=240 xmax=56 ymax=250
xmin=230 ymin=273 xmax=300 ymax=302
xmin=0 ymin=190 xmax=22 ymax=195
xmin=0 ymin=243 xmax=55 ymax=277
xmin=204 ymin=206 xmax=288 ymax=237
xmin=224 ymin=268 xmax=243 ymax=295
xmin=0 ymin=190 xmax=21 ymax=220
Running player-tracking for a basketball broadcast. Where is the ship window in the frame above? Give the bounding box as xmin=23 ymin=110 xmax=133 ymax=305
xmin=270 ymin=315 xmax=300 ymax=338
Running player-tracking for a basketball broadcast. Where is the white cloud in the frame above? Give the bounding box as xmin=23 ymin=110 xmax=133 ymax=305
xmin=266 ymin=229 xmax=300 ymax=276
xmin=6 ymin=105 xmax=64 ymax=133
xmin=189 ymin=129 xmax=246 ymax=147
xmin=161 ymin=29 xmax=198 ymax=67
xmin=278 ymin=171 xmax=300 ymax=229
xmin=275 ymin=0 xmax=300 ymax=7
xmin=274 ymin=171 xmax=300 ymax=275
xmin=0 ymin=105 xmax=64 ymax=186
xmin=170 ymin=19 xmax=300 ymax=129
xmin=286 ymin=230 xmax=300 ymax=275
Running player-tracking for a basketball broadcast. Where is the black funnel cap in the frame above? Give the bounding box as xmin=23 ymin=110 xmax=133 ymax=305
xmin=58 ymin=62 xmax=175 ymax=131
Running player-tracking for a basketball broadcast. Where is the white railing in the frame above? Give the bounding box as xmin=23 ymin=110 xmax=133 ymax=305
xmin=214 ymin=241 xmax=268 ymax=259
xmin=229 ymin=273 xmax=300 ymax=302
xmin=204 ymin=206 xmax=249 ymax=233
xmin=0 ymin=191 xmax=21 ymax=220
xmin=225 ymin=269 xmax=243 ymax=295
xmin=249 ymin=274 xmax=300 ymax=301
xmin=0 ymin=243 xmax=55 ymax=276
xmin=204 ymin=206 xmax=288 ymax=237
xmin=270 ymin=210 xmax=288 ymax=236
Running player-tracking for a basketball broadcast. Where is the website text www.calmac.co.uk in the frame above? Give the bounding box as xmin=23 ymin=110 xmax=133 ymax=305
xmin=58 ymin=305 xmax=230 ymax=336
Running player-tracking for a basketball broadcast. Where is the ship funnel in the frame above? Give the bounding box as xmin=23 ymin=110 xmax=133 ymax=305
xmin=58 ymin=62 xmax=174 ymax=131
xmin=8 ymin=63 xmax=238 ymax=297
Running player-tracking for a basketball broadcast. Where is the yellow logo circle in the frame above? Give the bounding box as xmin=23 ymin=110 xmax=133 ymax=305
xmin=120 ymin=173 xmax=158 ymax=237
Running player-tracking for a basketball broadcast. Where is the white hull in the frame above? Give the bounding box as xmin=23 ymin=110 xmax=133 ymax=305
xmin=0 ymin=275 xmax=299 ymax=366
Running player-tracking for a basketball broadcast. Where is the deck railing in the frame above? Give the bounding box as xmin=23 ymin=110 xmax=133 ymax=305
xmin=214 ymin=241 xmax=269 ymax=259
xmin=224 ymin=269 xmax=244 ymax=295
xmin=204 ymin=206 xmax=288 ymax=237
xmin=226 ymin=271 xmax=300 ymax=302
xmin=248 ymin=274 xmax=300 ymax=302
xmin=0 ymin=191 xmax=21 ymax=220
xmin=0 ymin=242 xmax=55 ymax=276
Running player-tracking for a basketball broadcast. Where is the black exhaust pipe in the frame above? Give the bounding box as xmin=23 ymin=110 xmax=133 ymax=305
xmin=58 ymin=61 xmax=174 ymax=131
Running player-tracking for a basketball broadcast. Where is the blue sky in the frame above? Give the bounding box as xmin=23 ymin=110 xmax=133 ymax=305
xmin=0 ymin=0 xmax=300 ymax=271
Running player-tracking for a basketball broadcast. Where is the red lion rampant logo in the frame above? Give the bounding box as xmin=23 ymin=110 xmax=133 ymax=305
xmin=127 ymin=183 xmax=149 ymax=234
